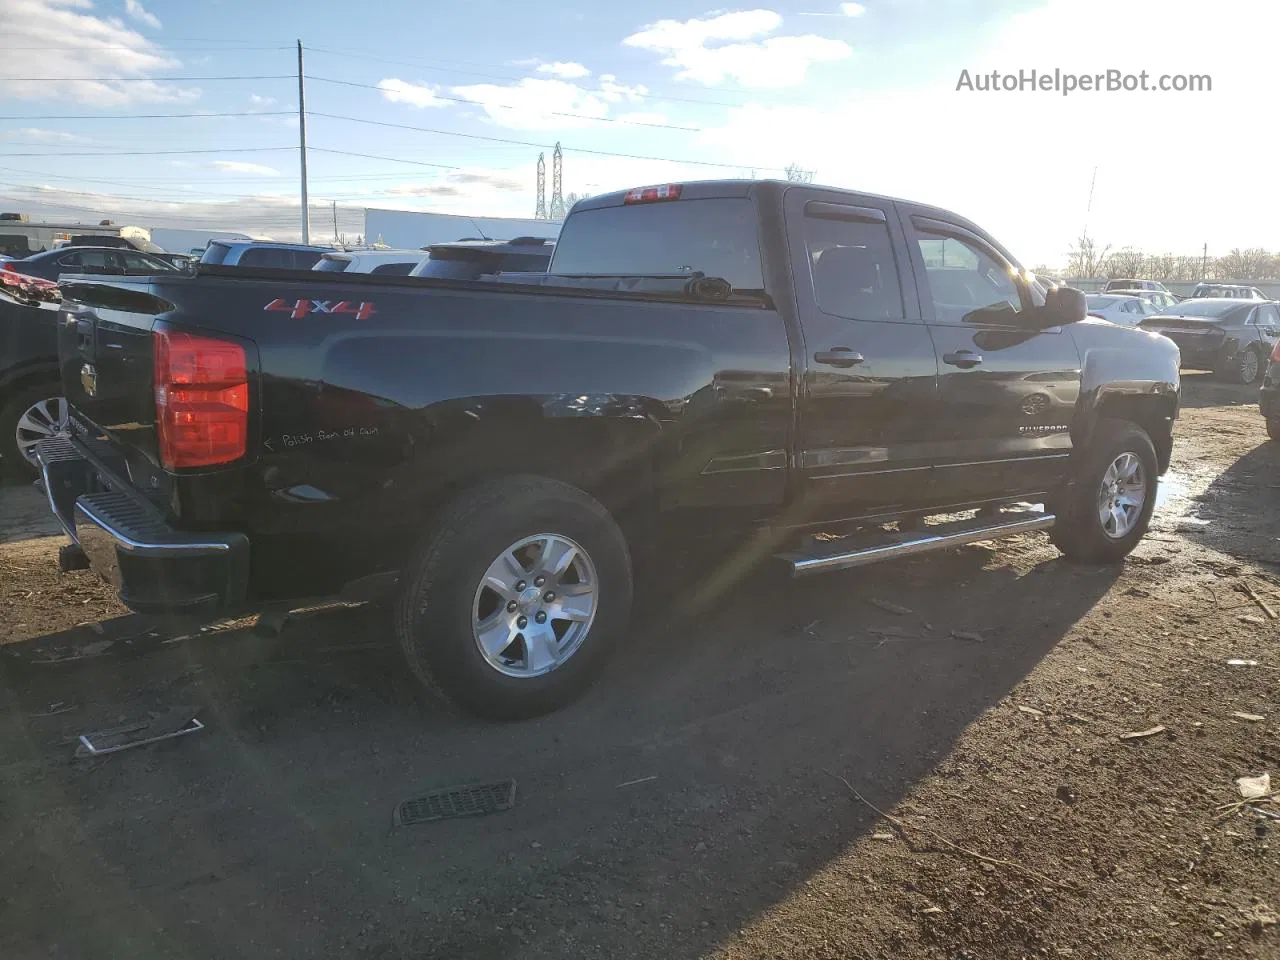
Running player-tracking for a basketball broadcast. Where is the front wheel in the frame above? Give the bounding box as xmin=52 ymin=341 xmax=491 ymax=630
xmin=1050 ymin=418 xmax=1159 ymax=564
xmin=395 ymin=475 xmax=633 ymax=720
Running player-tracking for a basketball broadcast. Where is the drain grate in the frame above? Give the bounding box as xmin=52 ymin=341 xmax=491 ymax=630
xmin=394 ymin=780 xmax=518 ymax=826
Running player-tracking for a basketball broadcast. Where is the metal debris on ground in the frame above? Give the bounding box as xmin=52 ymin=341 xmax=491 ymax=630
xmin=871 ymin=831 xmax=895 ymax=841
xmin=1119 ymin=725 xmax=1166 ymax=740
xmin=1238 ymin=615 xmax=1267 ymax=626
xmin=1226 ymin=659 xmax=1259 ymax=667
xmin=76 ymin=707 xmax=203 ymax=757
xmin=393 ymin=780 xmax=517 ymax=827
xmin=951 ymin=630 xmax=985 ymax=643
xmin=1016 ymin=705 xmax=1045 ymax=717
xmin=866 ymin=598 xmax=914 ymax=616
xmin=1231 ymin=711 xmax=1266 ymax=722
xmin=616 ymin=775 xmax=658 ymax=788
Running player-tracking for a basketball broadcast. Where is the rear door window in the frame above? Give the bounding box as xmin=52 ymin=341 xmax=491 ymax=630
xmin=804 ymin=211 xmax=906 ymax=322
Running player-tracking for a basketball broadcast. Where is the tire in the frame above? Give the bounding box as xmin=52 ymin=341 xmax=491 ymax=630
xmin=1224 ymin=346 xmax=1263 ymax=385
xmin=394 ymin=475 xmax=633 ymax=720
xmin=0 ymin=383 xmax=68 ymax=480
xmin=1050 ymin=418 xmax=1159 ymax=564
xmin=1267 ymin=418 xmax=1280 ymax=441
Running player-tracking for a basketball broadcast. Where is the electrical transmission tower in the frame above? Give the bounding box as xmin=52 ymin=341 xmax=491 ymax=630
xmin=548 ymin=143 xmax=565 ymax=220
xmin=535 ymin=152 xmax=547 ymax=219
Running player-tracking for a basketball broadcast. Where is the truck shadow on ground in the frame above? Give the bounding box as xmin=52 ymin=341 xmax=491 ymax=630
xmin=0 ymin=541 xmax=1118 ymax=960
xmin=1188 ymin=436 xmax=1280 ymax=569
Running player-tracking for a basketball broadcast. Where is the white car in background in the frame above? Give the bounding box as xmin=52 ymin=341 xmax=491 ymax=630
xmin=1085 ymin=293 xmax=1162 ymax=327
xmin=312 ymin=249 xmax=429 ymax=276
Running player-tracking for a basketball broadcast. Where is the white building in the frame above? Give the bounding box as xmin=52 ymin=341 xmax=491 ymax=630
xmin=363 ymin=208 xmax=561 ymax=250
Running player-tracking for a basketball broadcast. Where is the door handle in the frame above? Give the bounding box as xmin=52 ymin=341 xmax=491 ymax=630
xmin=814 ymin=347 xmax=865 ymax=368
xmin=943 ymin=350 xmax=983 ymax=368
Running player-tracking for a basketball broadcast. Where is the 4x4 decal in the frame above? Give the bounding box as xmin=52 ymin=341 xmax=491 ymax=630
xmin=264 ymin=298 xmax=376 ymax=320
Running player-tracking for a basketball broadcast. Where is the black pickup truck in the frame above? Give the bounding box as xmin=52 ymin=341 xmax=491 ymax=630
xmin=38 ymin=180 xmax=1180 ymax=718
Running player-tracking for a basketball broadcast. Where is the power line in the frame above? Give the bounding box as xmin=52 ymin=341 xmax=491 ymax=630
xmin=0 ymin=74 xmax=291 ymax=82
xmin=307 ymin=75 xmax=700 ymax=131
xmin=0 ymin=44 xmax=291 ymax=52
xmin=308 ymin=147 xmax=463 ymax=170
xmin=307 ymin=112 xmax=778 ymax=171
xmin=0 ymin=146 xmax=295 ymax=158
xmin=0 ymin=110 xmax=293 ymax=120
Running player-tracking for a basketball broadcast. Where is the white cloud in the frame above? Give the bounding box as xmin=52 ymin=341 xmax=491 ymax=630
xmin=0 ymin=0 xmax=193 ymax=105
xmin=840 ymin=2 xmax=866 ymax=15
xmin=377 ymin=78 xmax=448 ymax=108
xmin=693 ymin=0 xmax=1280 ymax=264
xmin=249 ymin=93 xmax=277 ymax=107
xmin=208 ymin=161 xmax=281 ymax=176
xmin=0 ymin=127 xmax=89 ymax=143
xmin=451 ymin=77 xmax=611 ymax=130
xmin=597 ymin=74 xmax=647 ymax=103
xmin=537 ymin=61 xmax=591 ymax=79
xmin=623 ymin=9 xmax=852 ymax=88
xmin=123 ymin=0 xmax=159 ymax=29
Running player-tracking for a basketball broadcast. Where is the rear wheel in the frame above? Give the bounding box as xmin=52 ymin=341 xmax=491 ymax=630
xmin=1050 ymin=418 xmax=1158 ymax=564
xmin=394 ymin=475 xmax=633 ymax=720
xmin=1225 ymin=346 xmax=1263 ymax=385
xmin=1 ymin=383 xmax=68 ymax=480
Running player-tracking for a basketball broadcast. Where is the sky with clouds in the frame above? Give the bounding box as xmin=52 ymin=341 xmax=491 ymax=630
xmin=0 ymin=0 xmax=1274 ymax=263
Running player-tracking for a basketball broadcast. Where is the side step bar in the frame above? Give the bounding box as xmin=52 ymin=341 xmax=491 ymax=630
xmin=777 ymin=510 xmax=1056 ymax=577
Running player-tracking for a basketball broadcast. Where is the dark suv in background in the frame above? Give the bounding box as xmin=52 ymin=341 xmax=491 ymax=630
xmin=1140 ymin=299 xmax=1280 ymax=384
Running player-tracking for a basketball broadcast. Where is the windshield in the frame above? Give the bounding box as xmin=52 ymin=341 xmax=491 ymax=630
xmin=314 ymin=256 xmax=352 ymax=272
xmin=550 ymin=197 xmax=765 ymax=290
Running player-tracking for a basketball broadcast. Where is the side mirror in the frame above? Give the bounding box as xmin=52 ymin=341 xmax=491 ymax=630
xmin=1037 ymin=285 xmax=1086 ymax=327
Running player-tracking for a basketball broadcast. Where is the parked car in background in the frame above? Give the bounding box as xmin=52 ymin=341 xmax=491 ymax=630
xmin=154 ymin=252 xmax=197 ymax=272
xmin=409 ymin=237 xmax=554 ymax=281
xmin=2 ymin=247 xmax=180 ymax=282
xmin=0 ymin=270 xmax=63 ymax=477
xmin=200 ymin=240 xmax=329 ymax=270
xmin=1107 ymin=288 xmax=1179 ymax=311
xmin=1189 ymin=283 xmax=1265 ymax=300
xmin=1140 ymin=299 xmax=1280 ymax=384
xmin=313 ymin=249 xmax=430 ymax=276
xmin=40 ymin=179 xmax=1178 ymax=719
xmin=1103 ymin=278 xmax=1170 ymax=294
xmin=1086 ymin=293 xmax=1161 ymax=327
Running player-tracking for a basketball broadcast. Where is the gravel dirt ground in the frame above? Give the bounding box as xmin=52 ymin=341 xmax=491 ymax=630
xmin=0 ymin=373 xmax=1277 ymax=960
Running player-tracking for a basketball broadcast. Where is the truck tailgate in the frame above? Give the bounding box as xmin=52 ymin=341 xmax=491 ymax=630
xmin=59 ymin=280 xmax=165 ymax=466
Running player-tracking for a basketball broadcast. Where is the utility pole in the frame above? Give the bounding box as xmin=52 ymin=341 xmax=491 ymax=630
xmin=331 ymin=200 xmax=338 ymax=245
xmin=1201 ymin=242 xmax=1208 ymax=280
xmin=297 ymin=40 xmax=310 ymax=244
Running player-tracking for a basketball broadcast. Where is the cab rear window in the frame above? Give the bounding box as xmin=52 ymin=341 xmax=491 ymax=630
xmin=550 ymin=198 xmax=764 ymax=290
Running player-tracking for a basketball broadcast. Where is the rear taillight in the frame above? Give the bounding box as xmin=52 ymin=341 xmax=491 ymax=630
xmin=623 ymin=184 xmax=682 ymax=204
xmin=154 ymin=329 xmax=249 ymax=470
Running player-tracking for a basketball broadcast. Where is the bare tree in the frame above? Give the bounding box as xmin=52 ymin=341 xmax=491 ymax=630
xmin=784 ymin=163 xmax=816 ymax=183
xmin=1065 ymin=231 xmax=1113 ymax=278
xmin=1105 ymin=247 xmax=1146 ymax=279
xmin=1216 ymin=247 xmax=1277 ymax=281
